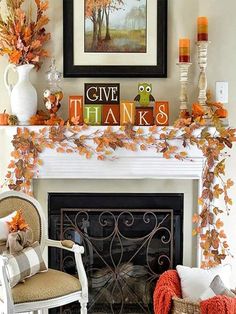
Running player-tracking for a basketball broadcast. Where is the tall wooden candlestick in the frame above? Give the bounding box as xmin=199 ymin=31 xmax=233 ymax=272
xmin=196 ymin=41 xmax=210 ymax=114
xmin=177 ymin=62 xmax=192 ymax=117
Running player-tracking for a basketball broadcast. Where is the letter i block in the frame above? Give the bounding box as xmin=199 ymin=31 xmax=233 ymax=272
xmin=102 ymin=105 xmax=120 ymax=125
xmin=69 ymin=96 xmax=83 ymax=124
xmin=84 ymin=105 xmax=102 ymax=125
xmin=154 ymin=102 xmax=169 ymax=126
xmin=120 ymin=102 xmax=135 ymax=125
xmin=135 ymin=107 xmax=154 ymax=126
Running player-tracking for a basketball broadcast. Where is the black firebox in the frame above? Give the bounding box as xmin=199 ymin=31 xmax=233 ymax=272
xmin=48 ymin=193 xmax=183 ymax=314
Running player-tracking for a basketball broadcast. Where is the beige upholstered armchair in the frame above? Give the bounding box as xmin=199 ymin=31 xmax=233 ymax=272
xmin=0 ymin=191 xmax=88 ymax=314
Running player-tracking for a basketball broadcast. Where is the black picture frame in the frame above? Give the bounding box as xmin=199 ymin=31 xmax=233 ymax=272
xmin=63 ymin=0 xmax=168 ymax=78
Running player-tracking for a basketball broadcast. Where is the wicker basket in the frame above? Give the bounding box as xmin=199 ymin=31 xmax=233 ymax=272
xmin=171 ymin=297 xmax=200 ymax=314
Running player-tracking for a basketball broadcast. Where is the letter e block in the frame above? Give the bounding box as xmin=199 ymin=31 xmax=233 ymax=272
xmin=84 ymin=105 xmax=102 ymax=125
xmin=69 ymin=96 xmax=83 ymax=124
xmin=120 ymin=102 xmax=135 ymax=125
xmin=135 ymin=107 xmax=154 ymax=126
xmin=102 ymin=105 xmax=120 ymax=125
xmin=154 ymin=102 xmax=169 ymax=126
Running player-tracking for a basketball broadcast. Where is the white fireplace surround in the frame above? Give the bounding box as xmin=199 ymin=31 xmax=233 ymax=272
xmin=0 ymin=126 xmax=205 ymax=265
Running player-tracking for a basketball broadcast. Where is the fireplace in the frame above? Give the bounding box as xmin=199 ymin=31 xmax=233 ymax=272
xmin=48 ymin=193 xmax=183 ymax=314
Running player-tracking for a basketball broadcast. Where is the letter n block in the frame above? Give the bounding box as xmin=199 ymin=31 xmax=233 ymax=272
xmin=135 ymin=107 xmax=154 ymax=126
xmin=102 ymin=105 xmax=120 ymax=126
xmin=120 ymin=102 xmax=135 ymax=125
xmin=84 ymin=105 xmax=102 ymax=125
xmin=69 ymin=96 xmax=83 ymax=124
xmin=154 ymin=101 xmax=169 ymax=126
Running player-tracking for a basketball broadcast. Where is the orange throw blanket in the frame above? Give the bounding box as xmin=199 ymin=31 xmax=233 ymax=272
xmin=153 ymin=270 xmax=181 ymax=314
xmin=154 ymin=270 xmax=236 ymax=314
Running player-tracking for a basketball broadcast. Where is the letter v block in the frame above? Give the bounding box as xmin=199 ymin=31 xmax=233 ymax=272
xmin=102 ymin=105 xmax=120 ymax=126
xmin=84 ymin=105 xmax=102 ymax=125
xmin=120 ymin=102 xmax=135 ymax=125
xmin=135 ymin=107 xmax=154 ymax=126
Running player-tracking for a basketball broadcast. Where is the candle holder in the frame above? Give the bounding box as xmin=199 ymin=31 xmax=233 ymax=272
xmin=177 ymin=62 xmax=192 ymax=118
xmin=196 ymin=41 xmax=211 ymax=116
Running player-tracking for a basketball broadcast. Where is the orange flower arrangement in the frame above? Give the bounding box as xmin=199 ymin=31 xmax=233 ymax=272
xmin=0 ymin=0 xmax=50 ymax=70
xmin=7 ymin=209 xmax=29 ymax=233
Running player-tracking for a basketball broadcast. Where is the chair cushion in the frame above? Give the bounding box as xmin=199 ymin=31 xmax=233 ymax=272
xmin=0 ymin=269 xmax=81 ymax=304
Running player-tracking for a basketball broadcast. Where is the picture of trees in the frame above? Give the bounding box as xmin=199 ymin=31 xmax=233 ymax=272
xmin=85 ymin=0 xmax=147 ymax=53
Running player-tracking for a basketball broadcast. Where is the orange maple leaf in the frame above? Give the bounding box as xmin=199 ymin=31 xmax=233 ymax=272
xmin=7 ymin=209 xmax=29 ymax=233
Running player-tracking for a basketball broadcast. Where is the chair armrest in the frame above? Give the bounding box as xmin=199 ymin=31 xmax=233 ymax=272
xmin=46 ymin=239 xmax=88 ymax=301
xmin=46 ymin=239 xmax=84 ymax=254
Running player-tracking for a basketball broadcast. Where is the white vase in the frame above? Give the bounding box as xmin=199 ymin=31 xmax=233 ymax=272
xmin=4 ymin=64 xmax=38 ymax=125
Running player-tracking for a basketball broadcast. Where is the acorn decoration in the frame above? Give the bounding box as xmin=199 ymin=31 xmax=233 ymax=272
xmin=8 ymin=115 xmax=19 ymax=126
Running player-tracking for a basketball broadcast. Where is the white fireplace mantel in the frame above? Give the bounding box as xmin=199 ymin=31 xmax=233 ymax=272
xmin=0 ymin=125 xmax=205 ymax=266
xmin=1 ymin=126 xmax=205 ymax=181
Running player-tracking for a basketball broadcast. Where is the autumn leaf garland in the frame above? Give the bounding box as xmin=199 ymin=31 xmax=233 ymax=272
xmin=0 ymin=0 xmax=50 ymax=69
xmin=3 ymin=122 xmax=236 ymax=268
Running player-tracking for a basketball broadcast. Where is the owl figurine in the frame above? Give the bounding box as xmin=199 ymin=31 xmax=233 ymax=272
xmin=134 ymin=83 xmax=155 ymax=107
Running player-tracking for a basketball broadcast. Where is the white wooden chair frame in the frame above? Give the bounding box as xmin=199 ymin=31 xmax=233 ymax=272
xmin=0 ymin=191 xmax=88 ymax=314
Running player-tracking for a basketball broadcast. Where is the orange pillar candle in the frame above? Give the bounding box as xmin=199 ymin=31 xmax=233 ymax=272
xmin=179 ymin=39 xmax=190 ymax=62
xmin=197 ymin=17 xmax=208 ymax=41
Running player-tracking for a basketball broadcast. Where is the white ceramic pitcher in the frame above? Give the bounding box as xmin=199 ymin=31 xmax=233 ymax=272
xmin=4 ymin=64 xmax=38 ymax=125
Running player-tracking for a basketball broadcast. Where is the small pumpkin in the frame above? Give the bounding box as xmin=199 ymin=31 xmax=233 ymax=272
xmin=0 ymin=110 xmax=9 ymax=125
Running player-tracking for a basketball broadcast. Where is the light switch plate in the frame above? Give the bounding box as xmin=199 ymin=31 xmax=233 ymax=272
xmin=216 ymin=81 xmax=228 ymax=104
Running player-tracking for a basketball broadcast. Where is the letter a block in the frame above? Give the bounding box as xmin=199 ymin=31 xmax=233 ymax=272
xmin=154 ymin=102 xmax=169 ymax=126
xmin=102 ymin=105 xmax=120 ymax=126
xmin=135 ymin=107 xmax=154 ymax=126
xmin=84 ymin=105 xmax=102 ymax=125
xmin=120 ymin=102 xmax=135 ymax=125
xmin=69 ymin=96 xmax=83 ymax=124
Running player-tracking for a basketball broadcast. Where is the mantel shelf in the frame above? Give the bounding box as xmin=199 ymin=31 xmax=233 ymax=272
xmin=0 ymin=125 xmax=205 ymax=180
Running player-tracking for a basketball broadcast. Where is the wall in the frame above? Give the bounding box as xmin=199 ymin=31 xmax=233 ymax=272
xmin=1 ymin=0 xmax=236 ymax=284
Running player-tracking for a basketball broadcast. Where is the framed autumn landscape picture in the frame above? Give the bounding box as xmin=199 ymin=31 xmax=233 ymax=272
xmin=63 ymin=0 xmax=167 ymax=78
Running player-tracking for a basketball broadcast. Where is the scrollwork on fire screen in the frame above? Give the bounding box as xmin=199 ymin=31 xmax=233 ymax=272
xmin=59 ymin=208 xmax=173 ymax=314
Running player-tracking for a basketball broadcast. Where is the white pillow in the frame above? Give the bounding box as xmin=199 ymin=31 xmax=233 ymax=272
xmin=176 ymin=264 xmax=231 ymax=302
xmin=0 ymin=212 xmax=17 ymax=242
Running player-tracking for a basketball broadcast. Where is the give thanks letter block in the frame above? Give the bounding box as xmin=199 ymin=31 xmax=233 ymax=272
xmin=69 ymin=96 xmax=83 ymax=124
xmin=120 ymin=102 xmax=135 ymax=125
xmin=135 ymin=107 xmax=154 ymax=126
xmin=154 ymin=102 xmax=169 ymax=126
xmin=102 ymin=105 xmax=120 ymax=125
xmin=84 ymin=105 xmax=102 ymax=125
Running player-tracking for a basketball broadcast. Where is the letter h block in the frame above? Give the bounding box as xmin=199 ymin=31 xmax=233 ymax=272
xmin=84 ymin=105 xmax=102 ymax=125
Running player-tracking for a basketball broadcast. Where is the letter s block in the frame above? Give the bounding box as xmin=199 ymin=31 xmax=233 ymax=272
xmin=84 ymin=105 xmax=102 ymax=125
xmin=154 ymin=102 xmax=169 ymax=126
xmin=120 ymin=102 xmax=135 ymax=125
xmin=135 ymin=107 xmax=154 ymax=126
xmin=102 ymin=105 xmax=120 ymax=126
